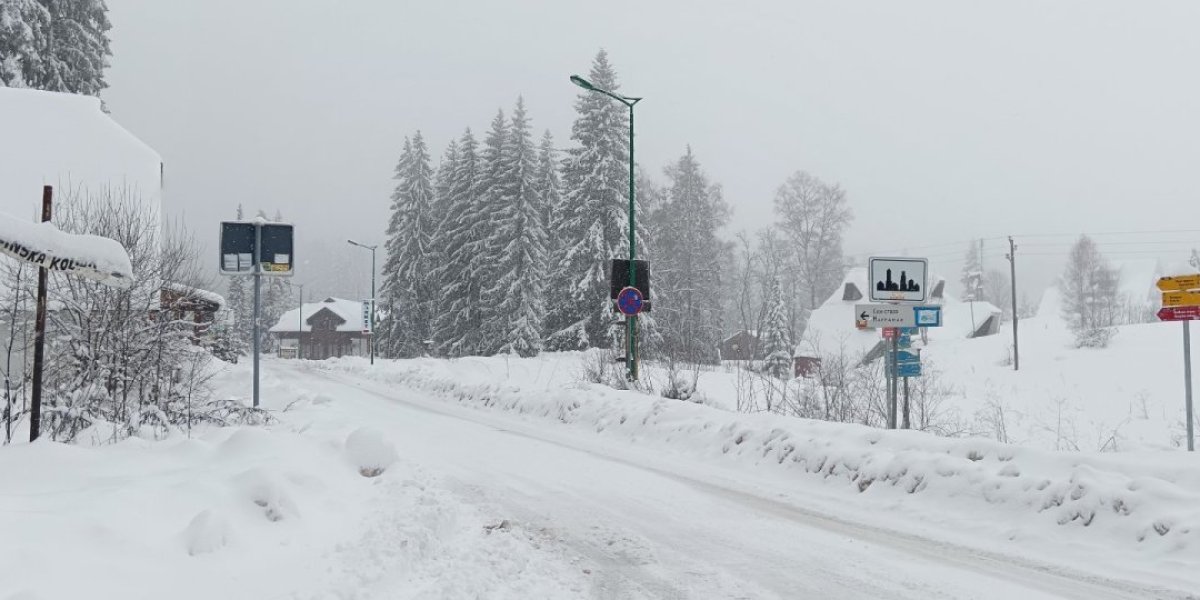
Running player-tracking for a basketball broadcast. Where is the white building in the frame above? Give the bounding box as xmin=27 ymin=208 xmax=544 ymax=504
xmin=270 ymin=297 xmax=372 ymax=360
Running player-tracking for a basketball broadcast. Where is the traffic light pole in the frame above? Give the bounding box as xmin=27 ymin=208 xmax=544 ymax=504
xmin=252 ymin=223 xmax=261 ymax=408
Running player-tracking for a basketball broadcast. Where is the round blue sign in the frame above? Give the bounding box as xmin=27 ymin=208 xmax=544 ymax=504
xmin=616 ymin=286 xmax=644 ymax=316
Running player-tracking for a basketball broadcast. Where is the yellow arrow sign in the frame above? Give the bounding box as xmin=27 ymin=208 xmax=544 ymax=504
xmin=1162 ymin=291 xmax=1200 ymax=307
xmin=1157 ymin=275 xmax=1200 ymax=292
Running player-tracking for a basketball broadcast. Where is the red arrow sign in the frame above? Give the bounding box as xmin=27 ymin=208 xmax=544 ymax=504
xmin=1158 ymin=306 xmax=1200 ymax=321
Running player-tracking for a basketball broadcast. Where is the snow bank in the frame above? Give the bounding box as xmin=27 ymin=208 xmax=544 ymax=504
xmin=0 ymin=423 xmax=591 ymax=599
xmin=315 ymin=354 xmax=1200 ymax=557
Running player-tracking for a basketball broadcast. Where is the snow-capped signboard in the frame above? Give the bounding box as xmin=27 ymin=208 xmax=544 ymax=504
xmin=868 ymin=257 xmax=928 ymax=303
xmin=0 ymin=210 xmax=133 ymax=289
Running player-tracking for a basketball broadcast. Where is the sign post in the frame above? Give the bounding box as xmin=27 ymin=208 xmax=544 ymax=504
xmin=867 ymin=256 xmax=936 ymax=430
xmin=221 ymin=220 xmax=294 ymax=408
xmin=1157 ymin=275 xmax=1200 ymax=451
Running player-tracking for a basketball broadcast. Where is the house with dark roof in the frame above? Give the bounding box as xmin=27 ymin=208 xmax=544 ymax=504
xmin=269 ymin=297 xmax=371 ymax=360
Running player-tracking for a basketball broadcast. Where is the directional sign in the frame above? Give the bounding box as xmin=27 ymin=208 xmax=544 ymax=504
xmin=887 ymin=362 xmax=922 ymax=378
xmin=1158 ymin=306 xmax=1200 ymax=321
xmin=1157 ymin=275 xmax=1200 ymax=292
xmin=616 ymin=286 xmax=644 ymax=316
xmin=1162 ymin=291 xmax=1200 ymax=307
xmin=896 ymin=349 xmax=920 ymax=363
xmin=857 ymin=304 xmax=943 ymax=328
xmin=869 ymin=257 xmax=928 ymax=303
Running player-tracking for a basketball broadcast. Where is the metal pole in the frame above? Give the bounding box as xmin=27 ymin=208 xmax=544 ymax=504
xmin=889 ymin=335 xmax=899 ymax=429
xmin=902 ymin=376 xmax=911 ymax=430
xmin=28 ymin=185 xmax=51 ymax=442
xmin=252 ymin=224 xmax=261 ymax=408
xmin=297 ymin=283 xmax=304 ymax=360
xmin=627 ymin=100 xmax=638 ymax=381
xmin=1008 ymin=236 xmax=1019 ymax=371
xmin=370 ymin=246 xmax=376 ymax=365
xmin=1185 ymin=321 xmax=1195 ymax=451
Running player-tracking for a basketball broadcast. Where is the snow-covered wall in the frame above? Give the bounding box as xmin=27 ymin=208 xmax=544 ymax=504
xmin=0 ymin=88 xmax=162 ymax=219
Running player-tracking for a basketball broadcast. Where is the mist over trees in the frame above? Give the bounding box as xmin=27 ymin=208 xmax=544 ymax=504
xmin=1059 ymin=235 xmax=1119 ymax=348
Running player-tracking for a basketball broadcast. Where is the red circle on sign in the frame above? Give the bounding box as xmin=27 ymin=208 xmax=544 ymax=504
xmin=616 ymin=286 xmax=643 ymax=316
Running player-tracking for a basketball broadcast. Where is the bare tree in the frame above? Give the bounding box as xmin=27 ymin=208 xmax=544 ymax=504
xmin=773 ymin=171 xmax=853 ymax=312
xmin=1059 ymin=235 xmax=1119 ymax=348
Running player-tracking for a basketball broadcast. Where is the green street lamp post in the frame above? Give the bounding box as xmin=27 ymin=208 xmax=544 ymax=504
xmin=347 ymin=239 xmax=377 ymax=365
xmin=570 ymin=74 xmax=643 ymax=381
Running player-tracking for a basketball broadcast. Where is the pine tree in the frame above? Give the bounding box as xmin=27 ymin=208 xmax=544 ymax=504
xmin=23 ymin=0 xmax=111 ymax=95
xmin=431 ymin=129 xmax=484 ymax=356
xmin=762 ymin=278 xmax=792 ymax=379
xmin=0 ymin=0 xmax=49 ymax=88
xmin=472 ymin=109 xmax=510 ymax=354
xmin=481 ymin=97 xmax=546 ymax=356
xmin=534 ymin=130 xmax=562 ymax=278
xmin=651 ymin=147 xmax=729 ymax=364
xmin=380 ymin=132 xmax=436 ymax=357
xmin=545 ymin=49 xmax=631 ymax=351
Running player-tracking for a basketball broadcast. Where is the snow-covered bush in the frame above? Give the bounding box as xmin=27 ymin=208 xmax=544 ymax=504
xmin=345 ymin=427 xmax=398 ymax=477
xmin=1 ymin=186 xmax=267 ymax=443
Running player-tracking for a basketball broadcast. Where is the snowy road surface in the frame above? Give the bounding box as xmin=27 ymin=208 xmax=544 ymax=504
xmin=279 ymin=361 xmax=1195 ymax=600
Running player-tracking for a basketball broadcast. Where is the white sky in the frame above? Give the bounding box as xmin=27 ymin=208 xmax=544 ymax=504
xmin=102 ymin=0 xmax=1200 ymax=299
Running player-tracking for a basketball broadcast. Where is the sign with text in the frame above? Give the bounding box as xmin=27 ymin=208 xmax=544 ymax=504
xmin=857 ymin=304 xmax=943 ymax=329
xmin=361 ymin=299 xmax=374 ymax=333
xmin=869 ymin=257 xmax=928 ymax=303
xmin=1162 ymin=291 xmax=1200 ymax=308
xmin=1158 ymin=306 xmax=1200 ymax=321
xmin=220 ymin=221 xmax=294 ymax=276
xmin=1157 ymin=275 xmax=1200 ymax=292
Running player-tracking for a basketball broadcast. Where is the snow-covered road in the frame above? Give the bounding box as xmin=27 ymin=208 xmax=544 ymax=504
xmin=284 ymin=361 xmax=1193 ymax=600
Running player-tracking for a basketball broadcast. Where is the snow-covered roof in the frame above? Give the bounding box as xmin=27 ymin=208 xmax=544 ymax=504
xmin=270 ymin=297 xmax=365 ymax=333
xmin=799 ymin=267 xmax=1003 ymax=357
xmin=163 ymin=282 xmax=225 ymax=309
xmin=0 ymin=88 xmax=162 ymax=218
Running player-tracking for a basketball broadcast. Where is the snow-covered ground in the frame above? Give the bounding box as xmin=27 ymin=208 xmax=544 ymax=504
xmin=4 ymin=348 xmax=1199 ymax=599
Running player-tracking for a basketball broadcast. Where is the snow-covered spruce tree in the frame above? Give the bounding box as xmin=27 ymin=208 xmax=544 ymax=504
xmin=762 ymin=278 xmax=792 ymax=379
xmin=651 ymin=147 xmax=729 ymax=364
xmin=22 ymin=0 xmax=111 ymax=95
xmin=471 ymin=109 xmax=510 ymax=355
xmin=480 ymin=97 xmax=546 ymax=356
xmin=544 ymin=49 xmax=632 ymax=351
xmin=380 ymin=132 xmax=436 ymax=357
xmin=0 ymin=0 xmax=49 ymax=88
xmin=773 ymin=171 xmax=852 ymax=313
xmin=431 ymin=130 xmax=485 ymax=357
xmin=534 ymin=130 xmax=562 ymax=279
xmin=1059 ymin=235 xmax=1120 ymax=348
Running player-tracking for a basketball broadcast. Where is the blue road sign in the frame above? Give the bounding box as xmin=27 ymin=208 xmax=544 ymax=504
xmin=888 ymin=361 xmax=922 ymax=378
xmin=914 ymin=306 xmax=942 ymax=327
xmin=896 ymin=349 xmax=920 ymax=363
xmin=616 ymin=286 xmax=644 ymax=316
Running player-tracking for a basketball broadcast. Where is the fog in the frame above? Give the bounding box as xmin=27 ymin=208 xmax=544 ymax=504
xmin=102 ymin=0 xmax=1200 ymax=302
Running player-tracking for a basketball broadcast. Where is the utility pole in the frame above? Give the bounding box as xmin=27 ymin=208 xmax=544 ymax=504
xmin=297 ymin=283 xmax=304 ymax=360
xmin=1006 ymin=236 xmax=1019 ymax=371
xmin=902 ymin=376 xmax=910 ymax=429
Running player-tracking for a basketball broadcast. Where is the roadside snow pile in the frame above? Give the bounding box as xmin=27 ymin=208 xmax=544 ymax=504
xmin=0 ymin=424 xmax=591 ymax=599
xmin=316 ymin=354 xmax=1200 ymax=556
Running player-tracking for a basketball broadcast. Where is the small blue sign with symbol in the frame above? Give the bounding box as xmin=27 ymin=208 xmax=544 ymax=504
xmin=913 ymin=306 xmax=942 ymax=327
xmin=616 ymin=286 xmax=644 ymax=316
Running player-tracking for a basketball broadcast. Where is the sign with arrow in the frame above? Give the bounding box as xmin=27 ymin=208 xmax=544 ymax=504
xmin=1157 ymin=275 xmax=1200 ymax=292
xmin=856 ymin=304 xmax=943 ymax=328
xmin=1159 ymin=306 xmax=1200 ymax=321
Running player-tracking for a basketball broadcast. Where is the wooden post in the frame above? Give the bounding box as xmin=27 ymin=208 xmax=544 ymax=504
xmin=29 ymin=186 xmax=52 ymax=442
